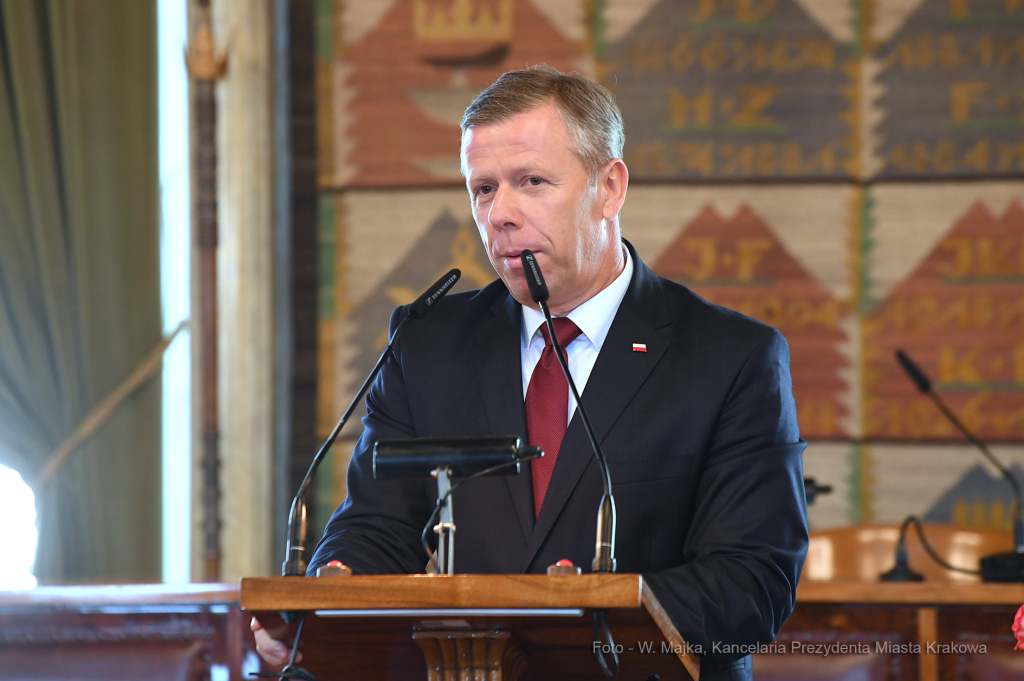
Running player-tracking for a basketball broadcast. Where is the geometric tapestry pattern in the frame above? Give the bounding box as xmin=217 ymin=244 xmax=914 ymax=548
xmin=315 ymin=0 xmax=1024 ymax=528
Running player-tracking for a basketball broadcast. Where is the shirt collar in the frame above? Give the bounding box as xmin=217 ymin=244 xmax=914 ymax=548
xmin=521 ymin=245 xmax=634 ymax=350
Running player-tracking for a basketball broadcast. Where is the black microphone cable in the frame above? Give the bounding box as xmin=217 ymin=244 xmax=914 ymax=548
xmin=249 ymin=612 xmax=317 ymax=681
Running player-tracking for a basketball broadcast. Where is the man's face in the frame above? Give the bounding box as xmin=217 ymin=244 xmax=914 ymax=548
xmin=462 ymin=103 xmax=626 ymax=315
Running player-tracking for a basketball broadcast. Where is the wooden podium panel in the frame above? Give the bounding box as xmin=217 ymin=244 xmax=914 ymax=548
xmin=241 ymin=574 xmax=699 ymax=681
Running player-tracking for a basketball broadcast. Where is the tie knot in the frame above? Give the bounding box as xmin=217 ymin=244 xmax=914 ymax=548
xmin=539 ymin=317 xmax=583 ymax=348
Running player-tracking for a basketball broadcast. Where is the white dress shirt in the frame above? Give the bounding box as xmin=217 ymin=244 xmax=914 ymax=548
xmin=521 ymin=246 xmax=634 ymax=425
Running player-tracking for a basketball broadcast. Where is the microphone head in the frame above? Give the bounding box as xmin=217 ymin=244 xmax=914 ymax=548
xmin=519 ymin=250 xmax=549 ymax=303
xmin=895 ymin=349 xmax=932 ymax=393
xmin=409 ymin=269 xmax=461 ymax=319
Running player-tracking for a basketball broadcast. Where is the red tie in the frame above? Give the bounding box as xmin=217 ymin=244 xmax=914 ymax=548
xmin=526 ymin=318 xmax=583 ymax=517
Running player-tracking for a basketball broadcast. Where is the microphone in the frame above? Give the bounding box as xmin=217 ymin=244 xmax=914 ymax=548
xmin=879 ymin=516 xmax=924 ymax=582
xmin=880 ymin=515 xmax=980 ymax=581
xmin=894 ymin=349 xmax=1024 ymax=582
xmin=521 ymin=250 xmax=550 ymax=303
xmin=521 ymin=250 xmax=620 ymax=680
xmin=409 ymin=269 xmax=461 ymax=319
xmin=281 ymin=269 xmax=462 ymax=578
xmin=895 ymin=350 xmax=931 ymax=393
xmin=520 ymin=250 xmax=616 ymax=574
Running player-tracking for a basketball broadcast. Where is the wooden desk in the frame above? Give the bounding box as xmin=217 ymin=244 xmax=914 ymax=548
xmin=797 ymin=580 xmax=1024 ymax=606
xmin=0 ymin=584 xmax=254 ymax=681
xmin=755 ymin=581 xmax=1024 ymax=681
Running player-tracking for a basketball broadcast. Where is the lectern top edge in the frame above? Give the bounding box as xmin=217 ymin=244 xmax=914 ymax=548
xmin=239 ymin=573 xmax=644 ymax=612
xmin=241 ymin=573 xmax=700 ymax=680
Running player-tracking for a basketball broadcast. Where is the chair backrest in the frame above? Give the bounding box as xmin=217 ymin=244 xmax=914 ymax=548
xmin=803 ymin=523 xmax=1014 ymax=582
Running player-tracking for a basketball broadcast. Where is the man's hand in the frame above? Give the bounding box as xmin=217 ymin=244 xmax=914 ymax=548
xmin=251 ymin=617 xmax=301 ymax=669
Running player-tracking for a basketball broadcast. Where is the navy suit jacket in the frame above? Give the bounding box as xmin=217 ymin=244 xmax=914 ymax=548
xmin=310 ymin=242 xmax=808 ymax=671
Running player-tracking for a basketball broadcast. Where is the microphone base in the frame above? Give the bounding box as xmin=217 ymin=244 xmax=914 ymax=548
xmin=282 ymin=560 xmax=306 ymax=578
xmin=980 ymin=550 xmax=1024 ymax=583
xmin=879 ymin=563 xmax=924 ymax=582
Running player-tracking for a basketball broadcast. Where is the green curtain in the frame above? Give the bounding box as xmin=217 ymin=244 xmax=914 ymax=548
xmin=0 ymin=0 xmax=161 ymax=583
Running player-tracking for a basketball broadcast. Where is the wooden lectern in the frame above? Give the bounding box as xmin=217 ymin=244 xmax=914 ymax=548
xmin=241 ymin=574 xmax=700 ymax=680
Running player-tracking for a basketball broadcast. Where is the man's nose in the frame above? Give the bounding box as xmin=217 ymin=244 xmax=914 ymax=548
xmin=486 ymin=186 xmax=520 ymax=230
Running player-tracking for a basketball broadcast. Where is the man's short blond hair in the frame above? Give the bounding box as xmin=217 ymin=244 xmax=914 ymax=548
xmin=460 ymin=65 xmax=625 ymax=181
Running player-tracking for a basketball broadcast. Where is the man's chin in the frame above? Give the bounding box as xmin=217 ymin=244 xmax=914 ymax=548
xmin=500 ymin=278 xmax=538 ymax=310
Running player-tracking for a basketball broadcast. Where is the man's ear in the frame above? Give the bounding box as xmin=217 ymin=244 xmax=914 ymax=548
xmin=599 ymin=159 xmax=628 ymax=221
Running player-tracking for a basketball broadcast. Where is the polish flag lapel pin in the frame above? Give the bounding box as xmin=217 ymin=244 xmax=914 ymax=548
xmin=632 ymin=343 xmax=647 ymax=352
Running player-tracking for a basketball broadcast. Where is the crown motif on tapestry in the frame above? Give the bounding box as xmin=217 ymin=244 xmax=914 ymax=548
xmin=413 ymin=0 xmax=513 ymax=42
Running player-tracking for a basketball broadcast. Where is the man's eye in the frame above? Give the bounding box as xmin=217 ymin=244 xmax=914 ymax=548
xmin=477 ymin=185 xmax=493 ymax=196
xmin=528 ymin=177 xmax=542 ymax=186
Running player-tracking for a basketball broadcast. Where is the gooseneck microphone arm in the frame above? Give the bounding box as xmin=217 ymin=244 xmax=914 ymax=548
xmin=880 ymin=515 xmax=981 ymax=582
xmin=520 ymin=250 xmax=619 ymax=680
xmin=520 ymin=250 xmax=617 ymax=572
xmin=281 ymin=269 xmax=462 ymax=577
xmin=895 ymin=349 xmax=1024 ymax=553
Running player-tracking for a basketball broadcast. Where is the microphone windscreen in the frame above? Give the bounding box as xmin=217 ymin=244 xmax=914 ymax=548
xmin=895 ymin=349 xmax=932 ymax=393
xmin=520 ymin=250 xmax=549 ymax=303
xmin=409 ymin=269 xmax=461 ymax=319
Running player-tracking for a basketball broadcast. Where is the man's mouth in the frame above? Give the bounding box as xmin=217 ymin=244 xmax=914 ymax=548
xmin=498 ymin=251 xmax=528 ymax=270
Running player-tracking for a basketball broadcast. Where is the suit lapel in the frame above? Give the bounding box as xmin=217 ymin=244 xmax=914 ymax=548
xmin=472 ymin=292 xmax=535 ymax=544
xmin=523 ymin=246 xmax=673 ymax=571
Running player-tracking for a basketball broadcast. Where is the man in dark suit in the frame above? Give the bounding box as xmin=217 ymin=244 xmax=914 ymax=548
xmin=255 ymin=66 xmax=807 ymax=680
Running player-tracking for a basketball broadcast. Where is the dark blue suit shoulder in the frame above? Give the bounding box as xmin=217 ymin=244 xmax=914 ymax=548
xmin=652 ymin=275 xmax=783 ymax=350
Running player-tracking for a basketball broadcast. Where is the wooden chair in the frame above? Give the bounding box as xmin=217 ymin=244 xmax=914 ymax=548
xmin=803 ymin=522 xmax=1014 ymax=582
